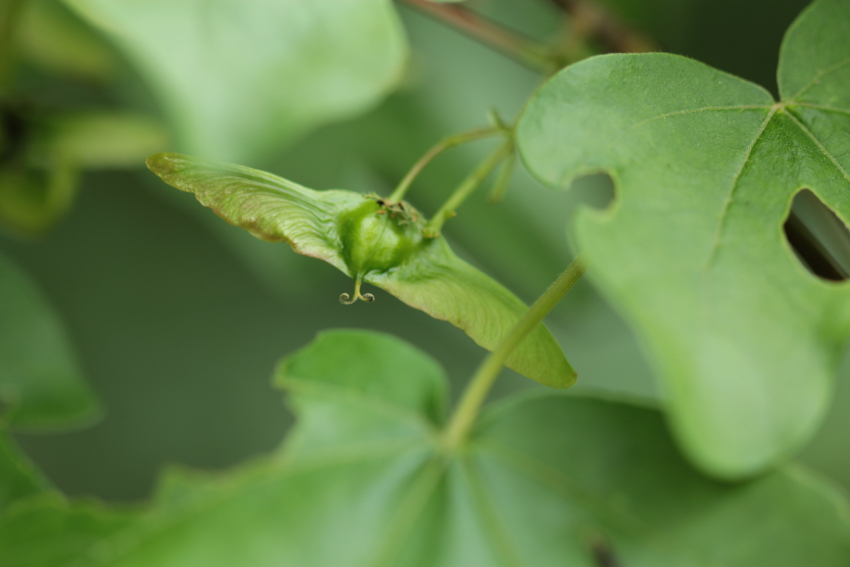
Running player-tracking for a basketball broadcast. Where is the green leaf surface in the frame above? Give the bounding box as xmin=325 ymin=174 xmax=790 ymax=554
xmin=517 ymin=0 xmax=850 ymax=478
xmin=146 ymin=153 xmax=574 ymax=389
xmin=8 ymin=330 xmax=848 ymax=566
xmin=0 ymin=250 xmax=99 ymax=429
xmin=62 ymin=0 xmax=408 ymax=163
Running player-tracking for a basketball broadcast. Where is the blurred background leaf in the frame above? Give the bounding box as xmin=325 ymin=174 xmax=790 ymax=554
xmin=29 ymin=112 xmax=168 ymax=170
xmin=15 ymin=0 xmax=117 ymax=82
xmin=0 ymin=162 xmax=78 ymax=237
xmin=0 ymin=111 xmax=167 ymax=236
xmin=0 ymin=250 xmax=99 ymax=430
xmin=62 ymin=0 xmax=410 ymax=164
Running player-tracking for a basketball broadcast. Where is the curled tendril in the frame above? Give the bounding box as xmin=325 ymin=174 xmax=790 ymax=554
xmin=339 ymin=280 xmax=375 ymax=305
xmin=339 ymin=292 xmax=375 ymax=304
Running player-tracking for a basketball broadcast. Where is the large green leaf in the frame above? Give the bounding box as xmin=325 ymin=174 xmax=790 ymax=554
xmin=0 ymin=251 xmax=99 ymax=429
xmin=146 ymin=153 xmax=574 ymax=389
xmin=5 ymin=330 xmax=848 ymax=566
xmin=62 ymin=0 xmax=408 ymax=163
xmin=517 ymin=0 xmax=850 ymax=478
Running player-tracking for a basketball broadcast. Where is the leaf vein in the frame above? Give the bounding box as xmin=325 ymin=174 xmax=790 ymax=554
xmin=584 ymin=105 xmax=774 ymax=185
xmin=792 ymin=102 xmax=850 ymax=117
xmin=369 ymin=456 xmax=446 ymax=567
xmin=786 ymin=109 xmax=850 ymax=186
xmin=462 ymin=456 xmax=528 ymax=567
xmin=92 ymin=444 xmax=427 ymax=567
xmin=704 ymin=106 xmax=778 ymax=270
xmin=623 ymin=105 xmax=772 ymax=133
xmin=788 ymin=56 xmax=850 ymax=102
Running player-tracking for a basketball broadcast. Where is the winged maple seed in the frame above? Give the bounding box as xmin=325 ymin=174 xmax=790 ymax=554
xmin=145 ymin=153 xmax=575 ymax=389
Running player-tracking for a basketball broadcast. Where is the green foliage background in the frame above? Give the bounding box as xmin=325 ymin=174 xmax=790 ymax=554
xmin=1 ymin=0 xmax=848 ymax=544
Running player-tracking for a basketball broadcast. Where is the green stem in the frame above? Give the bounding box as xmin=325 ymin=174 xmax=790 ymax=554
xmin=423 ymin=139 xmax=512 ymax=237
xmin=441 ymin=256 xmax=587 ymax=450
xmin=487 ymin=146 xmax=516 ymax=203
xmin=389 ymin=126 xmax=503 ymax=203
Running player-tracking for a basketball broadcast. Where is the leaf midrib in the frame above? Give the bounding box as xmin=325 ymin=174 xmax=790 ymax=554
xmin=367 ymin=454 xmax=447 ymax=567
xmin=785 ymin=107 xmax=850 ymax=187
xmin=461 ymin=456 xmax=527 ymax=567
xmin=704 ymin=101 xmax=850 ymax=271
xmin=704 ymin=104 xmax=778 ymax=269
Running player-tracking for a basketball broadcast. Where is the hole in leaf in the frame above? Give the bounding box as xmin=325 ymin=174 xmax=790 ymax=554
xmin=571 ymin=173 xmax=616 ymax=212
xmin=783 ymin=189 xmax=850 ymax=282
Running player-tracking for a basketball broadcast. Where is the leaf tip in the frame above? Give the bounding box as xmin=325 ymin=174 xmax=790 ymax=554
xmin=555 ymin=367 xmax=578 ymax=390
xmin=145 ymin=152 xmax=182 ymax=178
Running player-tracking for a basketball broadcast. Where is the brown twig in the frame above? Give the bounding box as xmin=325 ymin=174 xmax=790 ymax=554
xmin=397 ymin=0 xmax=560 ymax=73
xmin=549 ymin=0 xmax=656 ymax=54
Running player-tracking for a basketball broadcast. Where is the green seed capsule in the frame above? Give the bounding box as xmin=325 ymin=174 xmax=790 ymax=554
xmin=337 ymin=200 xmax=425 ymax=281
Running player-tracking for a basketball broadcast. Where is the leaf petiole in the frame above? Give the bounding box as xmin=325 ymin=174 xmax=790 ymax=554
xmin=487 ymin=145 xmax=516 ymax=203
xmin=389 ymin=126 xmax=506 ymax=203
xmin=441 ymin=255 xmax=586 ymax=450
xmin=422 ymin=138 xmax=513 ymax=238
